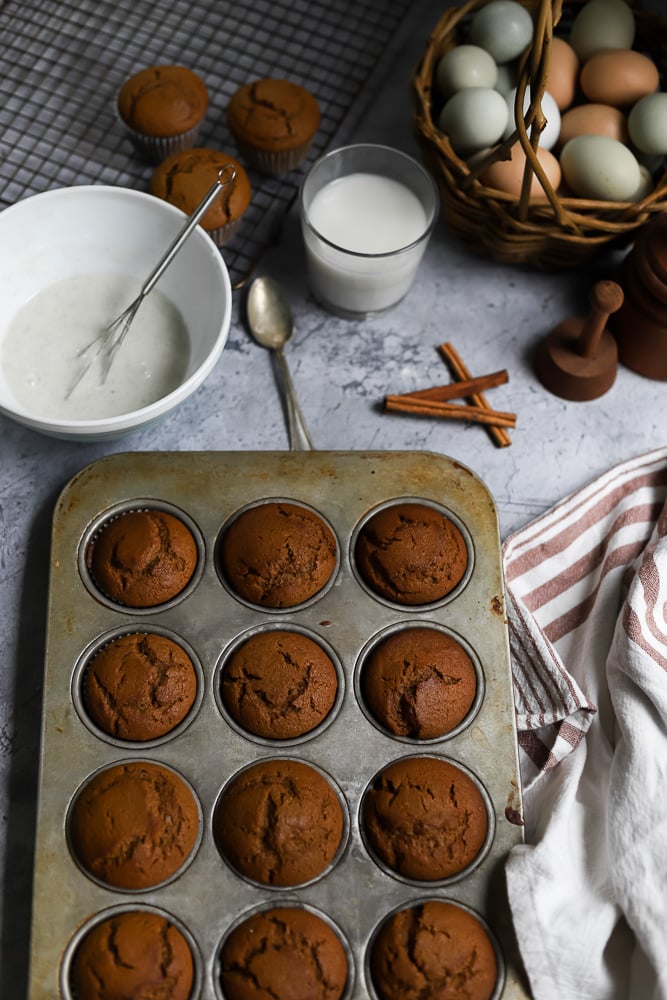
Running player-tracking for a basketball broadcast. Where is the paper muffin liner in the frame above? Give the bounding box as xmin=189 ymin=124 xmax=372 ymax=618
xmin=118 ymin=113 xmax=205 ymax=164
xmin=204 ymin=215 xmax=244 ymax=248
xmin=237 ymin=138 xmax=315 ymax=175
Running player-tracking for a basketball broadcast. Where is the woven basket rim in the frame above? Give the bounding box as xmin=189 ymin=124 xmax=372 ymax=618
xmin=411 ymin=0 xmax=667 ymax=265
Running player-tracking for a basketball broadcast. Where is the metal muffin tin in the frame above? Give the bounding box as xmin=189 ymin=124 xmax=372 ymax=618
xmin=28 ymin=450 xmax=530 ymax=999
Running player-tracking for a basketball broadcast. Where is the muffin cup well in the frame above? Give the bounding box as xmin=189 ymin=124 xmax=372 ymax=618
xmin=359 ymin=753 xmax=495 ymax=887
xmin=350 ymin=497 xmax=475 ymax=610
xmin=80 ymin=499 xmax=205 ymax=613
xmin=66 ymin=758 xmax=203 ymax=892
xmin=60 ymin=902 xmax=203 ymax=1000
xmin=354 ymin=620 xmax=485 ymax=744
xmin=364 ymin=897 xmax=505 ymax=1000
xmin=73 ymin=624 xmax=204 ymax=749
xmin=212 ymin=756 xmax=350 ymax=889
xmin=213 ymin=900 xmax=354 ymax=1000
xmin=214 ymin=622 xmax=345 ymax=746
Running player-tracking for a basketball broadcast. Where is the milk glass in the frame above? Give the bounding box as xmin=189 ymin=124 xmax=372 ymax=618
xmin=299 ymin=143 xmax=438 ymax=318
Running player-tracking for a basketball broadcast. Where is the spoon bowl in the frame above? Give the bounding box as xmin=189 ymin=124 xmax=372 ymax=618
xmin=246 ymin=276 xmax=314 ymax=450
xmin=247 ymin=276 xmax=295 ymax=351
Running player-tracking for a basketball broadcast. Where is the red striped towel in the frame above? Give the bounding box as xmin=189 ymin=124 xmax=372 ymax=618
xmin=502 ymin=446 xmax=667 ymax=1000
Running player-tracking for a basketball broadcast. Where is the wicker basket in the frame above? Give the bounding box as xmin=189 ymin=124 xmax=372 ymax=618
xmin=412 ymin=0 xmax=667 ymax=268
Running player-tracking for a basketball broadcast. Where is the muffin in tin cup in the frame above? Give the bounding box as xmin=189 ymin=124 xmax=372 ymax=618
xmin=75 ymin=626 xmax=203 ymax=746
xmin=82 ymin=500 xmax=204 ymax=612
xmin=360 ymin=753 xmax=493 ymax=885
xmin=366 ymin=897 xmax=504 ymax=1000
xmin=352 ymin=499 xmax=473 ymax=608
xmin=67 ymin=759 xmax=202 ymax=891
xmin=213 ymin=756 xmax=348 ymax=888
xmin=217 ymin=498 xmax=338 ymax=610
xmin=216 ymin=901 xmax=351 ymax=1000
xmin=217 ymin=624 xmax=344 ymax=744
xmin=62 ymin=903 xmax=200 ymax=1000
xmin=356 ymin=622 xmax=483 ymax=742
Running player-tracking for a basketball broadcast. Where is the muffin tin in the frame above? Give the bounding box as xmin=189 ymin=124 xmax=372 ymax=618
xmin=28 ymin=450 xmax=530 ymax=999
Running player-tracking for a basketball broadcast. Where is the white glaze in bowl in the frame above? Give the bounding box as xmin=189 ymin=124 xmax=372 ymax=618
xmin=0 ymin=185 xmax=232 ymax=440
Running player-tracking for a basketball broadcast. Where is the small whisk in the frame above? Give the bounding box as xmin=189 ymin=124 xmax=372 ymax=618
xmin=66 ymin=163 xmax=236 ymax=398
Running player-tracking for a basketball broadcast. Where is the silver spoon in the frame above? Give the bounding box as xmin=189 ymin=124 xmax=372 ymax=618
xmin=246 ymin=276 xmax=314 ymax=451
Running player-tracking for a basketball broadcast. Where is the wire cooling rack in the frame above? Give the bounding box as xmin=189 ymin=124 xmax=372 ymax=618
xmin=0 ymin=0 xmax=413 ymax=286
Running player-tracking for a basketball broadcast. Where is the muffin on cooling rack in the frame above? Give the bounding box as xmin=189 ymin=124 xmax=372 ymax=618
xmin=149 ymin=147 xmax=251 ymax=247
xmin=117 ymin=64 xmax=209 ymax=163
xmin=226 ymin=77 xmax=320 ymax=173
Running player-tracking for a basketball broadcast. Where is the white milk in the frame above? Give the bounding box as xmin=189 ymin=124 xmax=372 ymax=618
xmin=302 ymin=172 xmax=432 ymax=316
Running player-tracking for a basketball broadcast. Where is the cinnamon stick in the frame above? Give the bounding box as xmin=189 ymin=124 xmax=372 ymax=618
xmin=384 ymin=395 xmax=516 ymax=428
xmin=394 ymin=369 xmax=508 ymax=403
xmin=438 ymin=342 xmax=512 ymax=448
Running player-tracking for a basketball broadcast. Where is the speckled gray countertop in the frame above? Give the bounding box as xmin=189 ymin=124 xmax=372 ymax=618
xmin=1 ymin=1 xmax=666 ymax=995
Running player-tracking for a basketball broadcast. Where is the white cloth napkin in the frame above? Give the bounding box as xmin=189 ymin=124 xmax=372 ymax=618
xmin=502 ymin=447 xmax=667 ymax=1000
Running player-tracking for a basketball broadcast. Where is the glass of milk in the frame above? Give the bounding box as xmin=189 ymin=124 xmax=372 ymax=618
xmin=299 ymin=143 xmax=438 ymax=318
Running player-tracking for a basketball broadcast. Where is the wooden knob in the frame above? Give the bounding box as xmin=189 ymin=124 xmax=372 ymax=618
xmin=535 ymin=280 xmax=623 ymax=401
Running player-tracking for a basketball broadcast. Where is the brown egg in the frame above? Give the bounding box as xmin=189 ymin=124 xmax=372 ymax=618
xmin=580 ymin=49 xmax=659 ymax=108
xmin=558 ymin=103 xmax=629 ymax=150
xmin=480 ymin=143 xmax=561 ymax=199
xmin=546 ymin=37 xmax=580 ymax=111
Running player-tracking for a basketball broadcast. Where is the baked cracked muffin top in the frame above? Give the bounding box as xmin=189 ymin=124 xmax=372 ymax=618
xmin=221 ymin=629 xmax=339 ymax=739
xmin=360 ymin=626 xmax=477 ymax=739
xmin=219 ymin=501 xmax=337 ymax=608
xmin=226 ymin=77 xmax=320 ymax=172
xmin=88 ymin=508 xmax=198 ymax=608
xmin=369 ymin=900 xmax=498 ymax=1000
xmin=220 ymin=906 xmax=348 ymax=1000
xmin=354 ymin=502 xmax=468 ymax=605
xmin=68 ymin=760 xmax=200 ymax=890
xmin=83 ymin=631 xmax=198 ymax=741
xmin=214 ymin=758 xmax=344 ymax=886
xmin=149 ymin=147 xmax=251 ymax=237
xmin=69 ymin=909 xmax=195 ymax=1000
xmin=117 ymin=64 xmax=208 ymax=138
xmin=362 ymin=755 xmax=488 ymax=881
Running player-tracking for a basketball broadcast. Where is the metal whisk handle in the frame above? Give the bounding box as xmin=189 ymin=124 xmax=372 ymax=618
xmin=142 ymin=163 xmax=236 ymax=298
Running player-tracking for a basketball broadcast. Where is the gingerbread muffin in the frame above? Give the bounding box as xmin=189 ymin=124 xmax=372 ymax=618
xmin=220 ymin=906 xmax=348 ymax=1000
xmin=68 ymin=761 xmax=200 ymax=890
xmin=354 ymin=502 xmax=468 ymax=605
xmin=369 ymin=900 xmax=499 ymax=1000
xmin=214 ymin=758 xmax=345 ymax=887
xmin=219 ymin=501 xmax=337 ymax=608
xmin=117 ymin=64 xmax=208 ymax=162
xmin=221 ymin=629 xmax=339 ymax=739
xmin=88 ymin=508 xmax=198 ymax=608
xmin=69 ymin=909 xmax=195 ymax=1000
xmin=361 ymin=756 xmax=489 ymax=881
xmin=360 ymin=626 xmax=477 ymax=740
xmin=83 ymin=632 xmax=198 ymax=741
xmin=226 ymin=77 xmax=320 ymax=173
xmin=150 ymin=147 xmax=251 ymax=247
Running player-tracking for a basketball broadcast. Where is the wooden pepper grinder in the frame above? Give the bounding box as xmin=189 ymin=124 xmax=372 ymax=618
xmin=610 ymin=214 xmax=667 ymax=380
xmin=535 ymin=280 xmax=624 ymax=401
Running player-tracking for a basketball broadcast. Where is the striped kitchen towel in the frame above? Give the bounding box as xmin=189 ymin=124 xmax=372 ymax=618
xmin=502 ymin=446 xmax=667 ymax=1000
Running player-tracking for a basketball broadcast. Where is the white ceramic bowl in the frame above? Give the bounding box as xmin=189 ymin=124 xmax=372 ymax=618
xmin=0 ymin=185 xmax=232 ymax=440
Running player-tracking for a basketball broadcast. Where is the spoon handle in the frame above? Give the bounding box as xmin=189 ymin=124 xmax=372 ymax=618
xmin=276 ymin=348 xmax=314 ymax=451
